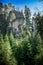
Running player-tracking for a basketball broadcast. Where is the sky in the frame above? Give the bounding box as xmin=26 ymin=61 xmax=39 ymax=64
xmin=0 ymin=0 xmax=43 ymax=15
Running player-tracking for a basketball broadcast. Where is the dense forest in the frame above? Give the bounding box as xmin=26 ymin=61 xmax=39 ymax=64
xmin=0 ymin=1 xmax=43 ymax=65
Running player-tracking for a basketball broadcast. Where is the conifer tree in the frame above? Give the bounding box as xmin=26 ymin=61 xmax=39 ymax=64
xmin=24 ymin=5 xmax=31 ymax=30
xmin=0 ymin=35 xmax=5 ymax=65
xmin=3 ymin=35 xmax=12 ymax=65
xmin=35 ymin=34 xmax=43 ymax=65
xmin=9 ymin=32 xmax=17 ymax=65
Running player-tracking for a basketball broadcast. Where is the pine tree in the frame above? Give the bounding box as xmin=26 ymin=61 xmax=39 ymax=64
xmin=24 ymin=5 xmax=31 ymax=30
xmin=0 ymin=35 xmax=5 ymax=64
xmin=21 ymin=37 xmax=34 ymax=65
xmin=9 ymin=32 xmax=16 ymax=47
xmin=0 ymin=34 xmax=17 ymax=65
xmin=9 ymin=32 xmax=17 ymax=65
xmin=35 ymin=34 xmax=43 ymax=65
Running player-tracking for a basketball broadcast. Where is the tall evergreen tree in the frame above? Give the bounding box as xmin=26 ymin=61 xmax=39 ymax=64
xmin=34 ymin=34 xmax=43 ymax=65
xmin=24 ymin=5 xmax=31 ymax=30
xmin=0 ymin=35 xmax=5 ymax=64
xmin=3 ymin=35 xmax=13 ymax=65
xmin=33 ymin=12 xmax=43 ymax=40
xmin=9 ymin=32 xmax=17 ymax=65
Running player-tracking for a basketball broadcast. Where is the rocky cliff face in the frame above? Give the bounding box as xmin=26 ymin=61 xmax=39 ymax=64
xmin=0 ymin=3 xmax=25 ymax=37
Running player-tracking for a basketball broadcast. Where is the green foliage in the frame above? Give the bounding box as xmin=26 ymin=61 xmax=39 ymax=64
xmin=33 ymin=12 xmax=43 ymax=40
xmin=24 ymin=5 xmax=31 ymax=29
xmin=22 ymin=36 xmax=38 ymax=65
xmin=35 ymin=34 xmax=43 ymax=65
xmin=14 ymin=45 xmax=23 ymax=65
xmin=9 ymin=32 xmax=17 ymax=65
xmin=9 ymin=32 xmax=16 ymax=47
xmin=0 ymin=34 xmax=17 ymax=65
xmin=0 ymin=14 xmax=9 ymax=35
xmin=0 ymin=3 xmax=43 ymax=65
xmin=0 ymin=35 xmax=4 ymax=64
xmin=3 ymin=35 xmax=12 ymax=65
xmin=0 ymin=33 xmax=43 ymax=65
